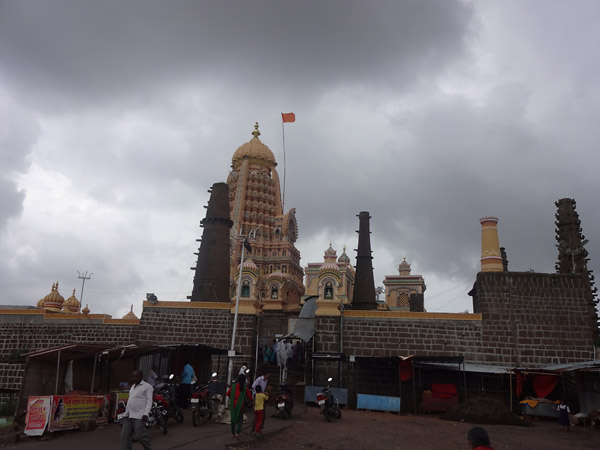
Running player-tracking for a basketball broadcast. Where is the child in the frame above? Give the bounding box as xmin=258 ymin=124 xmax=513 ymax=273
xmin=556 ymin=399 xmax=571 ymax=431
xmin=253 ymin=384 xmax=269 ymax=436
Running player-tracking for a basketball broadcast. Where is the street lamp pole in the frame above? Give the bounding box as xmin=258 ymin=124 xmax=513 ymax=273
xmin=226 ymin=226 xmax=260 ymax=388
xmin=77 ymin=271 xmax=93 ymax=313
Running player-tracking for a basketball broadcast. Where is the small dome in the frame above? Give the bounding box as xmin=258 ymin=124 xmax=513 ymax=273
xmin=122 ymin=305 xmax=138 ymax=320
xmin=39 ymin=282 xmax=65 ymax=310
xmin=320 ymin=261 xmax=339 ymax=273
xmin=268 ymin=270 xmax=287 ymax=279
xmin=63 ymin=289 xmax=81 ymax=313
xmin=82 ymin=304 xmax=90 ymax=315
xmin=241 ymin=259 xmax=258 ymax=271
xmin=338 ymin=245 xmax=351 ymax=264
xmin=324 ymin=243 xmax=337 ymax=258
xmin=398 ymin=257 xmax=411 ymax=275
xmin=232 ymin=123 xmax=276 ymax=165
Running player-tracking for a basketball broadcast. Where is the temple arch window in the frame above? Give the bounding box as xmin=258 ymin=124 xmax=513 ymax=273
xmin=241 ymin=280 xmax=250 ymax=298
xmin=324 ymin=282 xmax=334 ymax=299
xmin=271 ymin=285 xmax=278 ymax=299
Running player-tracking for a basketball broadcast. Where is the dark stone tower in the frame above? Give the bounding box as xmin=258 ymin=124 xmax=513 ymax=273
xmin=351 ymin=211 xmax=378 ymax=310
xmin=555 ymin=198 xmax=599 ymax=332
xmin=189 ymin=182 xmax=233 ymax=302
xmin=555 ymin=198 xmax=589 ymax=274
xmin=500 ymin=247 xmax=509 ymax=271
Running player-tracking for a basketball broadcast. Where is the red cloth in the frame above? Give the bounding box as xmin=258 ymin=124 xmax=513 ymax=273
xmin=254 ymin=409 xmax=264 ymax=432
xmin=431 ymin=383 xmax=457 ymax=399
xmin=399 ymin=359 xmax=413 ymax=381
xmin=532 ymin=374 xmax=558 ymax=398
xmin=516 ymin=372 xmax=524 ymax=397
xmin=281 ymin=112 xmax=296 ymax=123
xmin=473 ymin=446 xmax=495 ymax=450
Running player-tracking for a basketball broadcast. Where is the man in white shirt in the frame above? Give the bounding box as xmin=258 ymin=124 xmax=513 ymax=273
xmin=251 ymin=371 xmax=271 ymax=395
xmin=121 ymin=369 xmax=153 ymax=450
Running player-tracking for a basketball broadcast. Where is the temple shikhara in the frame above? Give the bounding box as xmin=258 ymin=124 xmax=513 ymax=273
xmin=1 ymin=123 xmax=599 ymax=427
xmin=226 ymin=123 xmax=304 ymax=312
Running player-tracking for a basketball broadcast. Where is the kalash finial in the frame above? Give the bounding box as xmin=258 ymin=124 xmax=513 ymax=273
xmin=252 ymin=122 xmax=261 ymax=139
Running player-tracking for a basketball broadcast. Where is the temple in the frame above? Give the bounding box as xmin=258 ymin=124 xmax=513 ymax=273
xmin=226 ymin=123 xmax=304 ymax=313
xmin=382 ymin=258 xmax=426 ymax=311
xmin=1 ymin=125 xmax=599 ymax=425
xmin=303 ymin=244 xmax=355 ymax=316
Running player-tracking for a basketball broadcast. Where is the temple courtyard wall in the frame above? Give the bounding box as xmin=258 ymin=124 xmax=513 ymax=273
xmin=0 ymin=271 xmax=597 ymax=409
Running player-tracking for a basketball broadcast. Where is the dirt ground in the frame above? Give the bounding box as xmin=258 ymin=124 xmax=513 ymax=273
xmin=238 ymin=406 xmax=600 ymax=450
xmin=2 ymin=405 xmax=599 ymax=450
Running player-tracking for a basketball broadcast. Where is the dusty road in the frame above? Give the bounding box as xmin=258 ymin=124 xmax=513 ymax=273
xmin=2 ymin=406 xmax=599 ymax=450
xmin=237 ymin=407 xmax=599 ymax=450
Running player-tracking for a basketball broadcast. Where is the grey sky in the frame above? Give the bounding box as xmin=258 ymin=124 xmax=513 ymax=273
xmin=1 ymin=0 xmax=598 ymax=318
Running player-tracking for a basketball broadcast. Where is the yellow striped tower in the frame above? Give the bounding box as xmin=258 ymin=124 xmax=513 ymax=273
xmin=480 ymin=217 xmax=503 ymax=272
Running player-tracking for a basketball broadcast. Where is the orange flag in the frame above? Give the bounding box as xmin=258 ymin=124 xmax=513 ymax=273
xmin=281 ymin=112 xmax=295 ymax=123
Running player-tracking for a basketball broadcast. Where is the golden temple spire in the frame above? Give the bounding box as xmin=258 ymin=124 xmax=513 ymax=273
xmin=252 ymin=122 xmax=261 ymax=139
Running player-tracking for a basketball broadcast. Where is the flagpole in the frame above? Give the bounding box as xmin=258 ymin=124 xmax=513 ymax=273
xmin=281 ymin=116 xmax=287 ymax=213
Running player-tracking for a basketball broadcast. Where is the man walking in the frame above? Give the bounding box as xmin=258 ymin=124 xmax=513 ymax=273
xmin=121 ymin=369 xmax=153 ymax=450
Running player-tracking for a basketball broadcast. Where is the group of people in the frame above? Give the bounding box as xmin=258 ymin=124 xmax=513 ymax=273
xmin=227 ymin=363 xmax=271 ymax=440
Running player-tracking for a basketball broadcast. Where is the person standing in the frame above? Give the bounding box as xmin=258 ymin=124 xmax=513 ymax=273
xmin=251 ymin=371 xmax=271 ymax=430
xmin=251 ymin=371 xmax=271 ymax=395
xmin=146 ymin=366 xmax=158 ymax=387
xmin=556 ymin=399 xmax=571 ymax=431
xmin=467 ymin=426 xmax=495 ymax=450
xmin=227 ymin=373 xmax=252 ymax=440
xmin=121 ymin=370 xmax=153 ymax=450
xmin=253 ymin=384 xmax=268 ymax=437
xmin=179 ymin=362 xmax=196 ymax=408
xmin=254 ymin=384 xmax=269 ymax=437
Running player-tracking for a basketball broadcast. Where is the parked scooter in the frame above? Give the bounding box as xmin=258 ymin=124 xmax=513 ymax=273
xmin=190 ymin=373 xmax=215 ymax=426
xmin=154 ymin=374 xmax=184 ymax=425
xmin=316 ymin=377 xmax=341 ymax=422
xmin=275 ymin=382 xmax=294 ymax=419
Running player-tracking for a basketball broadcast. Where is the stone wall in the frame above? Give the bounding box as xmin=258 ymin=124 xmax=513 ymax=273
xmin=0 ymin=363 xmax=25 ymax=392
xmin=138 ymin=303 xmax=257 ymax=361
xmin=0 ymin=317 xmax=138 ymax=399
xmin=474 ymin=271 xmax=596 ymax=366
xmin=314 ymin=272 xmax=596 ymax=369
xmin=0 ymin=323 xmax=138 ymax=360
xmin=315 ymin=314 xmax=483 ymax=360
xmin=1 ymin=270 xmax=596 ymax=410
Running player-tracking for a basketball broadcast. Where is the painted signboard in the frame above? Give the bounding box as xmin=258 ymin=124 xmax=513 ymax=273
xmin=24 ymin=396 xmax=52 ymax=436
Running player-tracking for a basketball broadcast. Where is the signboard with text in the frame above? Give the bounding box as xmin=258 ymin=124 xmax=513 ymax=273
xmin=24 ymin=396 xmax=52 ymax=436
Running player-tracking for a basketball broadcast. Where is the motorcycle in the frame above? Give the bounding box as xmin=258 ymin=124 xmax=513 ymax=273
xmin=116 ymin=399 xmax=167 ymax=434
xmin=154 ymin=374 xmax=184 ymax=425
xmin=190 ymin=374 xmax=215 ymax=426
xmin=316 ymin=377 xmax=341 ymax=422
xmin=145 ymin=401 xmax=168 ymax=434
xmin=275 ymin=382 xmax=294 ymax=419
